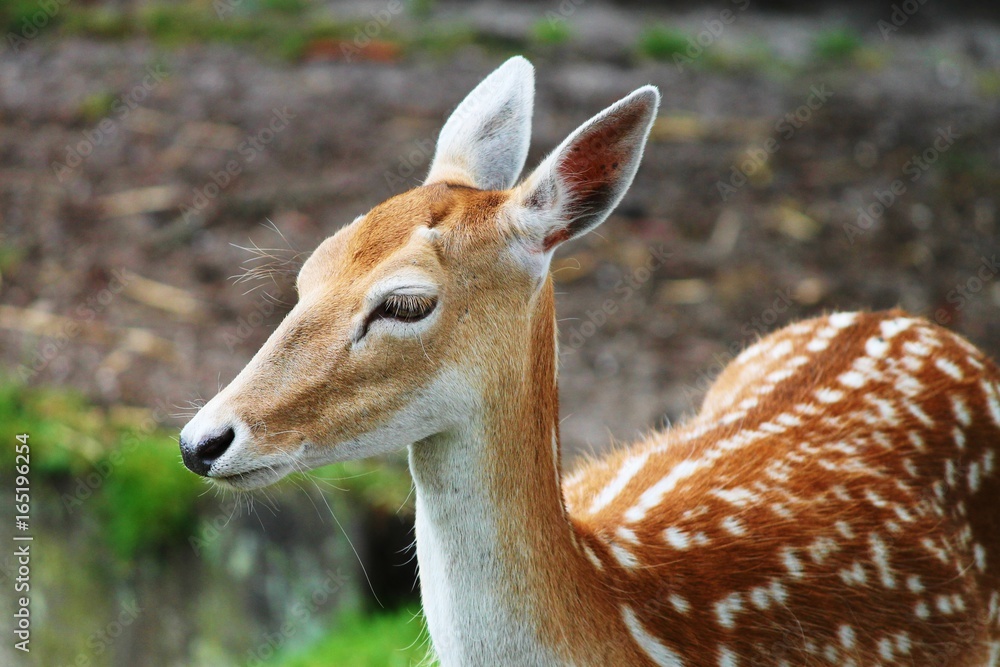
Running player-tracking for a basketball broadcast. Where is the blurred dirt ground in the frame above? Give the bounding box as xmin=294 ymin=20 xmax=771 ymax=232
xmin=1 ymin=1 xmax=999 ymax=463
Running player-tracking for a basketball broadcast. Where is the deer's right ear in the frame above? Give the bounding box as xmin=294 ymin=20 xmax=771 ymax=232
xmin=424 ymin=57 xmax=534 ymax=191
xmin=507 ymin=86 xmax=659 ymax=269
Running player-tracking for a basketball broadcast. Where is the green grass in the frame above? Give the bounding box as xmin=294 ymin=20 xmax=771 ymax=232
xmin=531 ymin=18 xmax=572 ymax=46
xmin=1 ymin=381 xmax=204 ymax=560
xmin=269 ymin=606 xmax=428 ymax=667
xmin=636 ymin=25 xmax=690 ymax=62
xmin=812 ymin=27 xmax=863 ymax=63
xmin=7 ymin=0 xmax=543 ymax=62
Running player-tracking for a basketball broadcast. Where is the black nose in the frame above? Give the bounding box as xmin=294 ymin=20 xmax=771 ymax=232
xmin=180 ymin=427 xmax=236 ymax=477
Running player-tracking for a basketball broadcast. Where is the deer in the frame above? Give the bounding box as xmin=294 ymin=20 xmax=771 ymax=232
xmin=179 ymin=57 xmax=1000 ymax=666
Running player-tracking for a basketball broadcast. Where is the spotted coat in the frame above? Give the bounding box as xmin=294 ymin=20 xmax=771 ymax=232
xmin=564 ymin=310 xmax=1000 ymax=666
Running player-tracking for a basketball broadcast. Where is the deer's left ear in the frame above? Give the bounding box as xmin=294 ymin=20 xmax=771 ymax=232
xmin=424 ymin=57 xmax=534 ymax=191
xmin=508 ymin=86 xmax=659 ymax=263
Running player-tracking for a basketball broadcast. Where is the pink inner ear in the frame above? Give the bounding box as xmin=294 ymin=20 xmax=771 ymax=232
xmin=542 ymin=228 xmax=570 ymax=252
xmin=541 ymin=104 xmax=648 ymax=251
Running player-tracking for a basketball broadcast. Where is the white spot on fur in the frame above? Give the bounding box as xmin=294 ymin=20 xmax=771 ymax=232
xmin=878 ymin=637 xmax=894 ymax=661
xmin=935 ymin=357 xmax=964 ymax=381
xmin=983 ymin=380 xmax=1000 ymax=427
xmin=839 ymin=562 xmax=867 ymax=586
xmin=664 ymin=527 xmax=690 ymax=550
xmin=969 ymin=461 xmax=982 ymax=492
xmin=621 ymin=605 xmax=684 ymax=667
xmin=829 ymin=312 xmax=857 ymax=328
xmin=806 ymin=338 xmax=829 ymax=352
xmin=617 ymin=527 xmax=640 ymax=544
xmin=880 ymin=317 xmax=915 ymax=338
xmin=582 ymin=544 xmax=603 ymax=570
xmin=865 ymin=336 xmax=889 ymax=358
xmin=721 ymin=516 xmax=747 ymax=537
xmin=951 ymin=394 xmax=972 ymax=426
xmin=838 ymin=370 xmax=866 ymax=388
xmin=835 ymin=521 xmax=855 ymax=539
xmin=781 ymin=547 xmax=805 ymax=579
xmin=987 ymin=641 xmax=1000 ymax=667
xmin=714 ymin=592 xmax=743 ymax=629
xmin=815 ymin=388 xmax=844 ymax=403
xmin=711 ymin=487 xmax=759 ymax=507
xmin=670 ymin=593 xmax=690 ymax=614
xmin=808 ymin=536 xmax=839 ymax=564
xmin=609 ymin=542 xmax=639 ymax=569
xmin=718 ymin=646 xmax=738 ymax=667
xmin=750 ymin=586 xmax=771 ymax=610
xmin=839 ymin=625 xmax=856 ymax=649
xmin=870 ymin=534 xmax=895 ymax=588
xmin=769 ymin=339 xmax=793 ymax=359
xmin=625 ymin=460 xmax=701 ymax=523
xmin=590 ymin=452 xmax=650 ymax=514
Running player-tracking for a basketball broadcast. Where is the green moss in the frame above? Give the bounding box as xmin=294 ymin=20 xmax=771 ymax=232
xmin=636 ymin=25 xmax=690 ymax=62
xmin=96 ymin=431 xmax=204 ymax=561
xmin=79 ymin=91 xmax=118 ymax=123
xmin=531 ymin=18 xmax=572 ymax=46
xmin=407 ymin=0 xmax=436 ymax=20
xmin=812 ymin=27 xmax=863 ymax=63
xmin=0 ymin=244 xmax=25 ymax=284
xmin=269 ymin=606 xmax=428 ymax=667
xmin=59 ymin=7 xmax=130 ymax=40
xmin=1 ymin=380 xmax=203 ymax=561
xmin=262 ymin=0 xmax=310 ymax=15
xmin=0 ymin=0 xmax=62 ymax=36
xmin=0 ymin=381 xmax=102 ymax=475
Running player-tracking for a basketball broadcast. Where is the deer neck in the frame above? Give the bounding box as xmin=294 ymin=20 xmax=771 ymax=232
xmin=408 ymin=279 xmax=586 ymax=666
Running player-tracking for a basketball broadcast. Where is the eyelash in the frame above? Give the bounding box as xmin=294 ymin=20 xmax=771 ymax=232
xmin=361 ymin=294 xmax=437 ymax=337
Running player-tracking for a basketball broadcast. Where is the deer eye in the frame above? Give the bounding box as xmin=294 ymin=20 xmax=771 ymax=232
xmin=362 ymin=294 xmax=437 ymax=337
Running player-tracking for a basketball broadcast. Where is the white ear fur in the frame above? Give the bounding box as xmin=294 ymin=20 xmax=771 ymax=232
xmin=424 ymin=57 xmax=535 ymax=191
xmin=509 ymin=86 xmax=660 ymax=255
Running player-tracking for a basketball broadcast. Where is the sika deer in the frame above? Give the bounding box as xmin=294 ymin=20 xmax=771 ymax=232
xmin=180 ymin=57 xmax=1000 ymax=666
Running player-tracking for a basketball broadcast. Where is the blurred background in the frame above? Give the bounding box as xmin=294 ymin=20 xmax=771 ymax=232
xmin=1 ymin=0 xmax=999 ymax=664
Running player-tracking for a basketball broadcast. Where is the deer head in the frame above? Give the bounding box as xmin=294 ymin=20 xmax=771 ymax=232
xmin=179 ymin=57 xmax=659 ymax=489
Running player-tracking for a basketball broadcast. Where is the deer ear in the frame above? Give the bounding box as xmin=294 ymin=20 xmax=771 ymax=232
xmin=424 ymin=57 xmax=534 ymax=191
xmin=510 ymin=86 xmax=659 ymax=255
